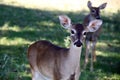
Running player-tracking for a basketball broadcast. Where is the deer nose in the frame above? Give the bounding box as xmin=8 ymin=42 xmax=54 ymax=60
xmin=74 ymin=40 xmax=83 ymax=47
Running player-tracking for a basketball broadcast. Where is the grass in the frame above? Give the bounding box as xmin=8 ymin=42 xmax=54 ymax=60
xmin=0 ymin=2 xmax=120 ymax=80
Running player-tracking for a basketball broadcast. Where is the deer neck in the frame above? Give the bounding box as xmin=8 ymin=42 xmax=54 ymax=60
xmin=68 ymin=43 xmax=82 ymax=60
xmin=89 ymin=14 xmax=96 ymax=21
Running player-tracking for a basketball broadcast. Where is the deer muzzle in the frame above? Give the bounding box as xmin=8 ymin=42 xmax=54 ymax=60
xmin=74 ymin=40 xmax=83 ymax=47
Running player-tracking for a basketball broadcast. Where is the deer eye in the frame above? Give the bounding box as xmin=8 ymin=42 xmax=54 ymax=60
xmin=71 ymin=29 xmax=76 ymax=35
xmin=91 ymin=9 xmax=96 ymax=13
xmin=83 ymin=32 xmax=87 ymax=35
xmin=82 ymin=31 xmax=87 ymax=37
xmin=71 ymin=30 xmax=75 ymax=34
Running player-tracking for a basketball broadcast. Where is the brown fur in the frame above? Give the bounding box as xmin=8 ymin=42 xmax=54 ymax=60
xmin=28 ymin=40 xmax=69 ymax=79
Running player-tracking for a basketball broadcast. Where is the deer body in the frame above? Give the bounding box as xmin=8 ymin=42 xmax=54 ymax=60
xmin=28 ymin=40 xmax=81 ymax=80
xmin=83 ymin=1 xmax=107 ymax=71
xmin=27 ymin=15 xmax=102 ymax=80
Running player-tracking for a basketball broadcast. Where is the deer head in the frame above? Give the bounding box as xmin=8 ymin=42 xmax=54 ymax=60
xmin=87 ymin=1 xmax=107 ymax=19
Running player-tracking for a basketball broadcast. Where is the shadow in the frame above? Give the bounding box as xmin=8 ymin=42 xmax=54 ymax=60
xmin=0 ymin=4 xmax=87 ymax=45
xmin=0 ymin=4 xmax=87 ymax=27
xmin=0 ymin=4 xmax=57 ymax=27
xmin=97 ymin=44 xmax=120 ymax=54
xmin=102 ymin=10 xmax=120 ymax=32
xmin=95 ymin=55 xmax=120 ymax=74
xmin=0 ymin=44 xmax=30 ymax=80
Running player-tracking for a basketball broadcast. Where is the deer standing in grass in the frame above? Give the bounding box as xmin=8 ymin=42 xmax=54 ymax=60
xmin=83 ymin=1 xmax=107 ymax=71
xmin=27 ymin=15 xmax=102 ymax=80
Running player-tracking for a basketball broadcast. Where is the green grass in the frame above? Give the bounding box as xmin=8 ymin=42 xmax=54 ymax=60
xmin=0 ymin=4 xmax=120 ymax=80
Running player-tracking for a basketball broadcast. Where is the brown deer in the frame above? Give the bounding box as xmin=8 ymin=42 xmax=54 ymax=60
xmin=83 ymin=1 xmax=107 ymax=71
xmin=27 ymin=15 xmax=102 ymax=80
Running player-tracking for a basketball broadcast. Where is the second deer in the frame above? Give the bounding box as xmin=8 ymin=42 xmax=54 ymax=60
xmin=83 ymin=1 xmax=107 ymax=71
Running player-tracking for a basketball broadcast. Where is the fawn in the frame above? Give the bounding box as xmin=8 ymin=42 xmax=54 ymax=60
xmin=83 ymin=1 xmax=107 ymax=71
xmin=27 ymin=15 xmax=102 ymax=80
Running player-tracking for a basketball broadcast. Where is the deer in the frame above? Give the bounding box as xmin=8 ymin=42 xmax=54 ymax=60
xmin=27 ymin=15 xmax=102 ymax=80
xmin=83 ymin=1 xmax=107 ymax=71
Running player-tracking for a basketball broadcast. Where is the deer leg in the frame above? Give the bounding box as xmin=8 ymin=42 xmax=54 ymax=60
xmin=90 ymin=41 xmax=96 ymax=72
xmin=93 ymin=43 xmax=96 ymax=62
xmin=75 ymin=64 xmax=80 ymax=80
xmin=84 ymin=41 xmax=91 ymax=70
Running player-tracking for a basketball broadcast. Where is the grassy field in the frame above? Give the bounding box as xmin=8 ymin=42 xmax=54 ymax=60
xmin=0 ymin=0 xmax=120 ymax=80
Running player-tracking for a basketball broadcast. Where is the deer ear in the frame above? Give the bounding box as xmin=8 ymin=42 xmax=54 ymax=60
xmin=59 ymin=15 xmax=71 ymax=29
xmin=87 ymin=1 xmax=92 ymax=8
xmin=86 ymin=20 xmax=102 ymax=32
xmin=99 ymin=3 xmax=107 ymax=9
